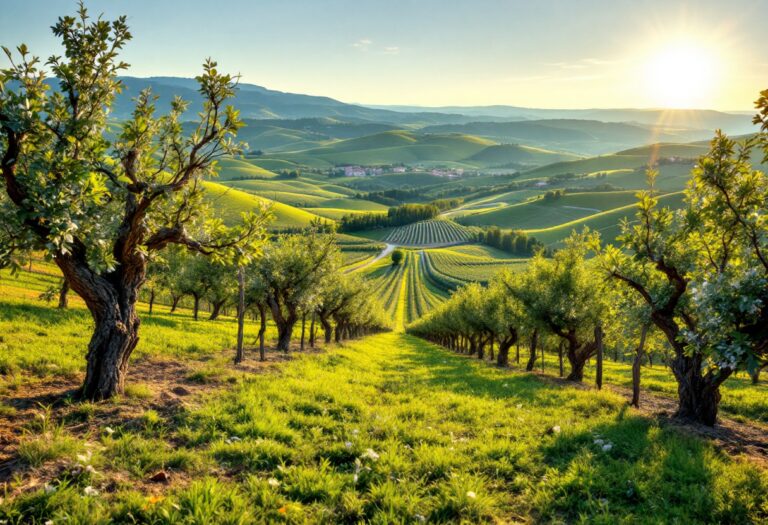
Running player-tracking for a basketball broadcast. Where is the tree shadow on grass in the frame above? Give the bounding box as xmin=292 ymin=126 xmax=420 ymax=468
xmin=390 ymin=335 xmax=574 ymax=407
xmin=531 ymin=414 xmax=765 ymax=524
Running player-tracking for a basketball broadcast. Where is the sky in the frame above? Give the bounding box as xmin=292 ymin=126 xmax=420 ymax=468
xmin=1 ymin=0 xmax=766 ymax=110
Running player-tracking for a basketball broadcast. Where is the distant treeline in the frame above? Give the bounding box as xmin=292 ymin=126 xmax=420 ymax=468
xmin=475 ymin=226 xmax=547 ymax=256
xmin=340 ymin=203 xmax=441 ymax=232
xmin=359 ymin=189 xmax=423 ymax=206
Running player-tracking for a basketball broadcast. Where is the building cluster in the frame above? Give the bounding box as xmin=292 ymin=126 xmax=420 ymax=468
xmin=430 ymin=168 xmax=464 ymax=179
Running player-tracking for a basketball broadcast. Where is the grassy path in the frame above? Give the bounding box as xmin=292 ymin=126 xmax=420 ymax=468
xmin=4 ymin=332 xmax=766 ymax=523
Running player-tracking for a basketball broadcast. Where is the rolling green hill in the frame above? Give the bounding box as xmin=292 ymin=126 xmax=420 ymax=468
xmin=526 ymin=192 xmax=686 ymax=246
xmin=203 ymin=181 xmax=325 ymax=229
xmin=261 ymin=130 xmax=577 ymax=171
xmin=465 ymin=143 xmax=580 ymax=168
xmin=456 ymin=191 xmax=644 ymax=230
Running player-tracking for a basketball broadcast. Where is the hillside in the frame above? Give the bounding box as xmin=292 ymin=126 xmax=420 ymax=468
xmin=420 ymin=119 xmax=712 ymax=156
xmin=203 ymin=181 xmax=325 ymax=229
xmin=266 ymin=130 xmax=575 ymax=170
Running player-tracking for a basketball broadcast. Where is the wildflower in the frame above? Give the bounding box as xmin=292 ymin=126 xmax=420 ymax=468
xmin=361 ymin=448 xmax=380 ymax=461
xmin=344 ymin=441 xmax=353 ymax=448
xmin=76 ymin=451 xmax=92 ymax=464
xmin=45 ymin=521 xmax=53 ymax=525
xmin=83 ymin=486 xmax=99 ymax=497
xmin=146 ymin=495 xmax=164 ymax=505
xmin=551 ymin=425 xmax=561 ymax=434
xmin=278 ymin=506 xmax=287 ymax=514
xmin=268 ymin=478 xmax=281 ymax=488
xmin=44 ymin=484 xmax=57 ymax=494
xmin=466 ymin=491 xmax=477 ymax=499
xmin=414 ymin=514 xmax=427 ymax=522
xmin=85 ymin=465 xmax=97 ymax=474
xmin=602 ymin=443 xmax=613 ymax=452
xmin=104 ymin=427 xmax=115 ymax=435
xmin=593 ymin=438 xmax=604 ymax=445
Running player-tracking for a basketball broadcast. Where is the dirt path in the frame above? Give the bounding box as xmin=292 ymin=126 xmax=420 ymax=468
xmin=345 ymin=243 xmax=396 ymax=273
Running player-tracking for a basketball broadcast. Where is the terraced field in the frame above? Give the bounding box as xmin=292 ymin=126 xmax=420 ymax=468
xmin=384 ymin=219 xmax=475 ymax=246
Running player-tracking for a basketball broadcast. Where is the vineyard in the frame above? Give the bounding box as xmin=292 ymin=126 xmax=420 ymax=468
xmin=337 ymin=234 xmax=385 ymax=267
xmin=384 ymin=219 xmax=475 ymax=246
xmin=360 ymin=245 xmax=522 ymax=325
xmin=405 ymin=252 xmax=451 ymax=324
xmin=363 ymin=256 xmax=408 ymax=320
xmin=422 ymin=247 xmax=526 ymax=287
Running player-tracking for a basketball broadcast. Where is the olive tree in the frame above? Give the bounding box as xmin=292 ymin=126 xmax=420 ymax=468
xmin=509 ymin=232 xmax=606 ymax=381
xmin=0 ymin=7 xmax=268 ymax=399
xmin=596 ymin=109 xmax=768 ymax=424
xmin=256 ymin=230 xmax=340 ymax=351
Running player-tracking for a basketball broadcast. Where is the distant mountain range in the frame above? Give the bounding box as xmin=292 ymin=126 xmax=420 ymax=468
xmin=96 ymin=76 xmax=758 ymax=157
xmin=367 ymin=104 xmax=756 ymax=133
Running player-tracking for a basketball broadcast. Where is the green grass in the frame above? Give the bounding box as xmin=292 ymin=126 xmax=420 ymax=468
xmin=3 ymin=332 xmax=766 ymax=523
xmin=0 ymin=267 xmax=278 ymax=383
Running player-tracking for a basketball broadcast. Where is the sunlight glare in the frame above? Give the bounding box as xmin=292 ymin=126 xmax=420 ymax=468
xmin=644 ymin=41 xmax=719 ymax=109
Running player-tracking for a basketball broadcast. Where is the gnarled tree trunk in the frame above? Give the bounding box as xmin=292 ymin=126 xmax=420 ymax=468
xmin=257 ymin=303 xmax=267 ymax=361
xmin=525 ymin=329 xmax=538 ymax=371
xmin=671 ymin=353 xmax=732 ymax=425
xmin=631 ymin=324 xmax=649 ymax=407
xmin=55 ymin=249 xmax=145 ymax=401
xmin=58 ymin=279 xmax=69 ymax=309
xmin=208 ymin=300 xmax=226 ymax=321
xmin=269 ymin=296 xmax=296 ymax=352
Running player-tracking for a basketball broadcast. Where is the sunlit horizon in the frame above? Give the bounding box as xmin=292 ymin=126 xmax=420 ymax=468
xmin=1 ymin=0 xmax=765 ymax=111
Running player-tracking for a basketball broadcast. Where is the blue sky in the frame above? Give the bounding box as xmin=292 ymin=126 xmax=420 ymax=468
xmin=2 ymin=0 xmax=766 ymax=109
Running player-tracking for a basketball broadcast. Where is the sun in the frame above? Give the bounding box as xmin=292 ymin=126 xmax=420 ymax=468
xmin=644 ymin=42 xmax=719 ymax=109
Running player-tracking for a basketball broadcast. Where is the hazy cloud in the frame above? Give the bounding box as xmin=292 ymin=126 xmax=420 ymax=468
xmin=382 ymin=46 xmax=400 ymax=55
xmin=546 ymin=57 xmax=617 ymax=69
xmin=352 ymin=38 xmax=373 ymax=51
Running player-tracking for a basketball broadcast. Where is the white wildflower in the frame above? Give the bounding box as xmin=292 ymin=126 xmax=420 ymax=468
xmin=83 ymin=486 xmax=99 ymax=497
xmin=267 ymin=478 xmax=280 ymax=488
xmin=361 ymin=448 xmax=380 ymax=461
xmin=104 ymin=427 xmax=115 ymax=435
xmin=344 ymin=441 xmax=353 ymax=449
xmin=593 ymin=438 xmax=604 ymax=446
xmin=602 ymin=443 xmax=613 ymax=452
xmin=466 ymin=491 xmax=477 ymax=499
xmin=414 ymin=514 xmax=427 ymax=522
xmin=44 ymin=484 xmax=57 ymax=494
xmin=551 ymin=425 xmax=561 ymax=434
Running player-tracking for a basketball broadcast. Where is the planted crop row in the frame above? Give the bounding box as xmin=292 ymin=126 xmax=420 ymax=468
xmin=421 ymin=251 xmax=467 ymax=291
xmin=365 ymin=255 xmax=408 ymax=319
xmin=405 ymin=253 xmax=450 ymax=324
xmin=425 ymin=249 xmax=524 ymax=284
xmin=384 ymin=219 xmax=474 ymax=246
